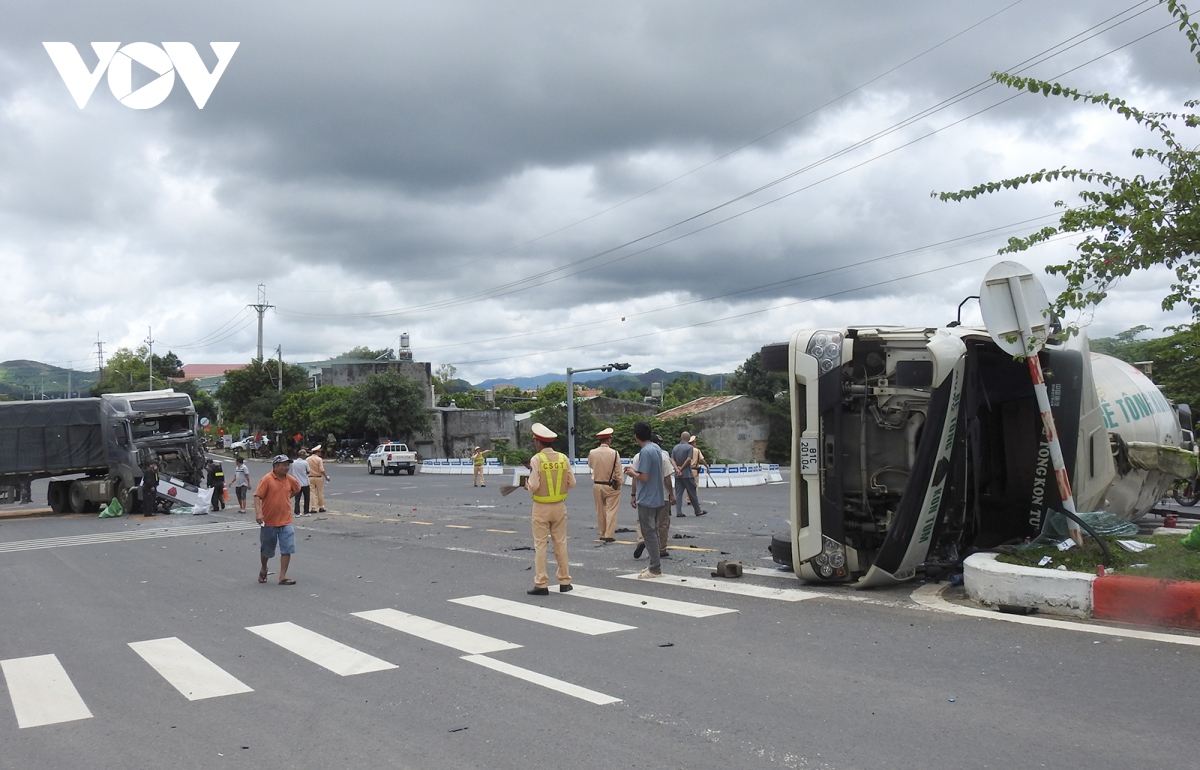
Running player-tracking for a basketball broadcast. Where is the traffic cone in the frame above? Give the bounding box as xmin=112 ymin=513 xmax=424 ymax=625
xmin=224 ymin=488 xmax=229 ymax=501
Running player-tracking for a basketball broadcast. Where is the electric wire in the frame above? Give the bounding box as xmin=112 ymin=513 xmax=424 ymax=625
xmin=275 ymin=1 xmax=1161 ymax=322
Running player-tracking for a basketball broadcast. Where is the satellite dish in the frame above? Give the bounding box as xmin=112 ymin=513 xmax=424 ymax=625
xmin=978 ymin=261 xmax=1052 ymax=357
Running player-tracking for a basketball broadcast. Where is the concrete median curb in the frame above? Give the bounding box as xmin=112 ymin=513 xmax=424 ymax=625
xmin=965 ymin=552 xmax=1200 ymax=630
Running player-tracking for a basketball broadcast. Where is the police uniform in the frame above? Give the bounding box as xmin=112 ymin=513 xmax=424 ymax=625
xmin=587 ymin=427 xmax=622 ymax=541
xmin=525 ymin=423 xmax=576 ymax=592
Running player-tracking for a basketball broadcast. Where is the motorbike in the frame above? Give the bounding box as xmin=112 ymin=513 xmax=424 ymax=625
xmin=1170 ymin=478 xmax=1200 ymax=506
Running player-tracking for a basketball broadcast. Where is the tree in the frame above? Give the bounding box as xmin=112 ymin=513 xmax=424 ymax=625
xmin=350 ymin=371 xmax=432 ymax=444
xmin=171 ymin=379 xmax=216 ymax=424
xmin=432 ymin=363 xmax=458 ymax=395
xmin=728 ymin=351 xmax=791 ymax=463
xmin=215 ymin=359 xmax=311 ymax=426
xmin=1092 ymin=323 xmax=1200 ymax=413
xmin=335 ymin=346 xmax=394 ymax=360
xmin=308 ymin=386 xmax=357 ymax=439
xmin=662 ymin=374 xmax=713 ymax=409
xmin=92 ymin=345 xmax=185 ymax=394
xmin=937 ymin=1 xmax=1200 ymax=323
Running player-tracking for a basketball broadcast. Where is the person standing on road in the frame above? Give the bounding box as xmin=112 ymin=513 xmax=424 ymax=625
xmin=525 ymin=423 xmax=576 ymax=595
xmin=290 ymin=450 xmax=311 ymax=516
xmin=587 ymin=427 xmax=622 ymax=542
xmin=141 ymin=460 xmax=159 ymax=517
xmin=306 ymin=445 xmax=331 ymax=513
xmin=231 ymin=456 xmax=251 ymax=513
xmin=255 ymin=454 xmax=301 ymax=585
xmin=630 ymin=432 xmax=676 ymax=561
xmin=206 ymin=459 xmax=226 ymax=511
xmin=671 ymin=431 xmax=706 ymax=518
xmin=625 ymin=422 xmax=675 ymax=578
xmin=688 ymin=435 xmax=711 ymax=502
xmin=472 ymin=446 xmax=490 ymax=487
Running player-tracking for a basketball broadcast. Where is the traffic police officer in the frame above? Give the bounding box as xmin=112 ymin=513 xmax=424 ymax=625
xmin=525 ymin=423 xmax=576 ymax=595
xmin=587 ymin=427 xmax=622 ymax=542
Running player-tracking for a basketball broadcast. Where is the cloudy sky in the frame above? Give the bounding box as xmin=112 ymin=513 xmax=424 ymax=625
xmin=2 ymin=1 xmax=1196 ymax=383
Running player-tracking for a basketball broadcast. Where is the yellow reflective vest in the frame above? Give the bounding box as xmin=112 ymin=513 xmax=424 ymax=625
xmin=531 ymin=449 xmax=569 ymax=503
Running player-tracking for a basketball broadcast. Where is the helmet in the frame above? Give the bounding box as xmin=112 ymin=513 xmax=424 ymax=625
xmin=272 ymin=454 xmax=291 ymax=465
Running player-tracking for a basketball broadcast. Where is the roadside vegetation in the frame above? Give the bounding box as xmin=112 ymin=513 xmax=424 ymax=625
xmin=995 ymin=534 xmax=1200 ymax=581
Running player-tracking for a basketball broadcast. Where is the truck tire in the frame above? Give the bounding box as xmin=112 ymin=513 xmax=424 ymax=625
xmin=760 ymin=342 xmax=790 ymax=373
xmin=69 ymin=481 xmax=89 ymax=513
xmin=47 ymin=481 xmax=69 ymax=513
xmin=368 ymin=464 xmax=376 ymax=475
xmin=407 ymin=467 xmax=415 ymax=475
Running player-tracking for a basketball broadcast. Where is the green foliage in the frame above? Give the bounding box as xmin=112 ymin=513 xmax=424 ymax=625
xmin=936 ymin=0 xmax=1200 ymax=323
xmin=532 ymin=400 xmax=600 ymax=455
xmin=351 ymin=371 xmax=432 ymax=444
xmin=1092 ymin=324 xmax=1200 ymax=415
xmin=171 ymin=379 xmax=216 ymax=423
xmin=601 ymin=385 xmax=649 ymax=402
xmin=488 ymin=438 xmax=531 ymax=468
xmin=601 ymin=414 xmax=719 ymax=462
xmin=726 ymin=351 xmax=791 ymax=464
xmin=437 ymin=391 xmax=488 ymax=409
xmin=432 ymin=363 xmax=458 ymax=395
xmin=92 ymin=345 xmax=185 ymax=394
xmin=661 ymin=374 xmax=715 ymax=409
xmin=336 ymin=346 xmax=394 ymax=361
xmin=215 ymin=359 xmax=311 ymax=426
xmin=996 ymin=535 xmax=1200 ymax=581
xmin=537 ymin=381 xmax=568 ymax=405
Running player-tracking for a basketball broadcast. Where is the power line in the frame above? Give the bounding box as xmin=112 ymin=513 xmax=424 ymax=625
xmin=275 ymin=1 xmax=1162 ymax=322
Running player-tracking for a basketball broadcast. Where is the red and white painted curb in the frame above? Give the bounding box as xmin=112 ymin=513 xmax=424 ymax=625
xmin=965 ymin=551 xmax=1200 ymax=631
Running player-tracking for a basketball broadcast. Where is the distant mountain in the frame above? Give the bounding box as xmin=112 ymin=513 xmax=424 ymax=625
xmin=473 ymin=370 xmax=734 ymax=392
xmin=0 ymin=360 xmax=99 ymax=400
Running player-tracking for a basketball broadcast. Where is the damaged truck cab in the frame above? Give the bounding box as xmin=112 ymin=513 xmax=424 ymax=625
xmin=764 ymin=325 xmax=1187 ymax=588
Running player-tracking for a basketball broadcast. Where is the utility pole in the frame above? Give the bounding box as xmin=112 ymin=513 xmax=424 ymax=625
xmin=249 ymin=285 xmax=275 ymax=362
xmin=145 ymin=326 xmax=154 ymax=391
xmin=276 ymin=345 xmax=283 ymax=393
xmin=66 ymin=362 xmax=72 ymax=399
xmin=95 ymin=335 xmax=105 ymax=373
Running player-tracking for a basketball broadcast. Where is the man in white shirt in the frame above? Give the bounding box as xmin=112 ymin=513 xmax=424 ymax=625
xmin=290 ymin=450 xmax=311 ymax=516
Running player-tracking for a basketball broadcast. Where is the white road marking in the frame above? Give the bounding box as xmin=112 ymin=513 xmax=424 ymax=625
xmin=617 ymin=573 xmax=819 ymax=602
xmin=1 ymin=654 xmax=93 ymax=728
xmin=566 ymin=584 xmax=737 ymax=618
xmin=0 ymin=521 xmax=260 ymax=553
xmin=128 ymin=637 xmax=253 ymax=700
xmin=246 ymin=622 xmax=398 ymax=676
xmin=461 ymin=655 xmax=620 ymax=705
xmin=449 ymin=595 xmax=635 ymax=635
xmin=739 ymin=566 xmax=799 ymax=580
xmin=912 ymin=584 xmax=1200 ymax=648
xmin=352 ymin=608 xmax=521 ymax=654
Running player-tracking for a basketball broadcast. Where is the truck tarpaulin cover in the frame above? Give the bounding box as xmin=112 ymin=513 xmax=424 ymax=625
xmin=0 ymin=399 xmax=108 ymax=475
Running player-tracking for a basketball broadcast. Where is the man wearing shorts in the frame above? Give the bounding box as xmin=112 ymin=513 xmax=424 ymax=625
xmin=255 ymin=454 xmax=301 ymax=585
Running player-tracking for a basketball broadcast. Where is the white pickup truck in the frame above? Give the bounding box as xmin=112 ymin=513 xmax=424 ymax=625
xmin=367 ymin=443 xmax=418 ymax=475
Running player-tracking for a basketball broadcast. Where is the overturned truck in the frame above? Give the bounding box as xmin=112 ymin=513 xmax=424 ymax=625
xmin=763 ymin=323 xmax=1192 ymax=588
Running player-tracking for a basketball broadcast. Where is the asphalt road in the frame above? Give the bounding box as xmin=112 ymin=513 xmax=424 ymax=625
xmin=0 ymin=458 xmax=1195 ymax=770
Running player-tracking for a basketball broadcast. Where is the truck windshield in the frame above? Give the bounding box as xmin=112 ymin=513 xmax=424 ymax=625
xmin=131 ymin=414 xmax=192 ymax=439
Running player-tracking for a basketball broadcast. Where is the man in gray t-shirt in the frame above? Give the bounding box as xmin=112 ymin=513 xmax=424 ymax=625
xmin=671 ymin=431 xmax=705 ymax=518
xmin=625 ymin=421 xmax=674 ymax=578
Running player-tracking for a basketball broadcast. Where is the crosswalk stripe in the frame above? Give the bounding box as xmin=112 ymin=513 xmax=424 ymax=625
xmin=565 ymin=584 xmax=737 ymax=617
xmin=0 ymin=522 xmax=260 ymax=553
xmin=461 ymin=655 xmax=620 ymax=705
xmin=739 ymin=566 xmax=798 ymax=580
xmin=246 ymin=622 xmax=398 ymax=676
xmin=128 ymin=637 xmax=253 ymax=701
xmin=1 ymin=654 xmax=93 ymax=728
xmin=352 ymin=608 xmax=522 ymax=654
xmin=617 ymin=573 xmax=820 ymax=602
xmin=449 ymin=595 xmax=636 ymax=635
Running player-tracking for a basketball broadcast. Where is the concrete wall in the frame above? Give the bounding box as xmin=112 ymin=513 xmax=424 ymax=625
xmin=586 ymin=396 xmax=658 ymax=423
xmin=683 ymin=397 xmax=769 ymax=463
xmin=412 ymin=408 xmax=517 ymax=459
xmin=320 ymin=361 xmax=434 ymax=408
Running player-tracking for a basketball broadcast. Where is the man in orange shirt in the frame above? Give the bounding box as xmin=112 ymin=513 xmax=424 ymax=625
xmin=255 ymin=454 xmax=302 ymax=585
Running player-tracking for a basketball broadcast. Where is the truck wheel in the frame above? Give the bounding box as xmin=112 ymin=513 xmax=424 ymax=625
xmin=48 ymin=481 xmax=69 ymax=513
xmin=114 ymin=479 xmax=131 ymax=511
xmin=69 ymin=481 xmax=88 ymax=514
xmin=407 ymin=467 xmax=415 ymax=475
xmin=368 ymin=464 xmax=376 ymax=475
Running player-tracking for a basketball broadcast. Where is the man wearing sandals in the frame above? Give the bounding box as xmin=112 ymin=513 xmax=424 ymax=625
xmin=255 ymin=454 xmax=302 ymax=585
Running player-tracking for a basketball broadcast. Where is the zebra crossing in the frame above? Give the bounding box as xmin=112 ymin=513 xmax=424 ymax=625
xmin=0 ymin=580 xmax=747 ymax=729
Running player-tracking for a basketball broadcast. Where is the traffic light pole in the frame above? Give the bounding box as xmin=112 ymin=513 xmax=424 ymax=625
xmin=565 ymin=362 xmax=630 ymax=461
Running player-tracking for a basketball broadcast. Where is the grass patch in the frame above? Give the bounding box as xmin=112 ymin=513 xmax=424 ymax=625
xmin=994 ymin=535 xmax=1200 ymax=582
